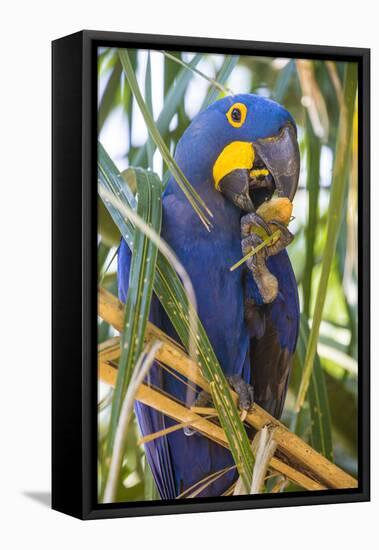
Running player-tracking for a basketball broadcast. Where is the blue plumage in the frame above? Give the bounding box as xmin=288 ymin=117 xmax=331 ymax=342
xmin=117 ymin=94 xmax=300 ymax=498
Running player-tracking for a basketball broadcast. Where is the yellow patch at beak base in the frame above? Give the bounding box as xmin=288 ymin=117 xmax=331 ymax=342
xmin=213 ymin=141 xmax=255 ymax=190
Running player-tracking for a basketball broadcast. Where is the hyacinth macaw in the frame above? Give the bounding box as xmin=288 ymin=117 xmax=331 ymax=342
xmin=118 ymin=94 xmax=300 ymax=499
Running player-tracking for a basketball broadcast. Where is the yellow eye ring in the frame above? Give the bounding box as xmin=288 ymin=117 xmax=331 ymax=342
xmin=226 ymin=102 xmax=247 ymax=128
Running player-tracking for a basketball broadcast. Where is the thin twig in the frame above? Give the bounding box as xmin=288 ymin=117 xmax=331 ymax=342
xmin=160 ymin=50 xmax=234 ymax=97
xmin=138 ymin=414 xmax=217 ymax=445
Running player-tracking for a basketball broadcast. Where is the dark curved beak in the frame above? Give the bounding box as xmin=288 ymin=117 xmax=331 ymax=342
xmin=218 ymin=122 xmax=300 ymax=212
xmin=218 ymin=169 xmax=255 ymax=213
xmin=253 ymin=123 xmax=300 ymax=202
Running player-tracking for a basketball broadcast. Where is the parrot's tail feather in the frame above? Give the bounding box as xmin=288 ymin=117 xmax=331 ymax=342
xmin=222 ymin=482 xmax=237 ymax=496
xmin=135 ymin=401 xmax=177 ymax=500
xmin=177 ymin=465 xmax=236 ymax=499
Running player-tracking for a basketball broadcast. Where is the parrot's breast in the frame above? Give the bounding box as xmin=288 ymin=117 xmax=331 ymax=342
xmin=160 ymin=190 xmax=250 ymax=380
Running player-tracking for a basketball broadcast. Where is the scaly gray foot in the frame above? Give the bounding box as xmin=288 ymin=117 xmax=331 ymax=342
xmin=241 ymin=212 xmax=294 ymax=303
xmin=228 ymin=374 xmax=255 ymax=411
xmin=184 ymin=390 xmax=212 ymax=436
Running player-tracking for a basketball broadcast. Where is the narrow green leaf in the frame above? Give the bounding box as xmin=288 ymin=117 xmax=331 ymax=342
xmin=125 ymin=50 xmax=138 ymax=154
xmin=133 ymin=53 xmax=203 ymax=167
xmin=160 ymin=50 xmax=233 ymax=97
xmin=118 ymin=49 xmax=213 ymax=230
xmin=145 ymin=52 xmax=154 ymax=168
xmin=97 ymin=47 xmax=111 ymax=73
xmin=296 ymin=315 xmax=333 ymax=460
xmin=98 ymin=241 xmax=110 ymax=275
xmin=164 ymin=51 xmax=181 ymax=94
xmin=309 ymin=361 xmax=334 ymax=461
xmin=98 ymin=142 xmax=137 ymax=215
xmin=98 ymin=198 xmax=121 ymax=247
xmin=98 ymin=59 xmax=122 ymax=133
xmin=273 ymin=59 xmax=295 ymax=103
xmin=302 ymin=117 xmax=321 ymax=318
xmin=336 ymin=264 xmax=357 ymax=358
xmin=295 ymin=62 xmax=358 ymax=410
xmin=105 ymin=168 xmax=162 ymax=455
xmin=325 ymin=371 xmax=357 ymax=454
xmin=335 ymin=158 xmax=357 ymax=358
xmin=201 ymin=55 xmax=239 ymax=110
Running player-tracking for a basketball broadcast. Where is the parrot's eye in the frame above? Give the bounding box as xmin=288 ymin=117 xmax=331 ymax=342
xmin=226 ymin=102 xmax=247 ymax=128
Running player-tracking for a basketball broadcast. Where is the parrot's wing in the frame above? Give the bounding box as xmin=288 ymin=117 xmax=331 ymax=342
xmin=249 ymin=313 xmax=294 ymax=419
xmin=134 ymin=399 xmax=177 ymax=500
xmin=246 ymin=250 xmax=299 ymax=419
xmin=117 ymin=239 xmax=177 ymax=500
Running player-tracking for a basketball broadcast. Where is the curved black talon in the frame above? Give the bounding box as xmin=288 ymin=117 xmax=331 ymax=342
xmin=265 ymin=220 xmax=294 ymax=255
xmin=241 ymin=211 xmax=270 ymax=239
xmin=228 ymin=374 xmax=255 ymax=411
xmin=184 ymin=390 xmax=212 ymax=436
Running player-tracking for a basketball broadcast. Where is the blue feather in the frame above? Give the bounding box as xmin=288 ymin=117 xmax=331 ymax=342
xmin=117 ymin=93 xmax=300 ymax=497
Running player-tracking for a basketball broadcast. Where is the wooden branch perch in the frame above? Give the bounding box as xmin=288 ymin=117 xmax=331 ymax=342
xmin=98 ymin=287 xmax=358 ymax=491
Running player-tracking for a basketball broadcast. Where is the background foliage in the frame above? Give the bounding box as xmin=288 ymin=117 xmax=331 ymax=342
xmin=97 ymin=48 xmax=358 ymax=502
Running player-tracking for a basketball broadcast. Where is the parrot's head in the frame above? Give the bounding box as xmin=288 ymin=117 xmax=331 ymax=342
xmin=173 ymin=93 xmax=300 ymax=214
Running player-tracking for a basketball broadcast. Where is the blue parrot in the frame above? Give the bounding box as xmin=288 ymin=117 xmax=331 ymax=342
xmin=118 ymin=94 xmax=300 ymax=499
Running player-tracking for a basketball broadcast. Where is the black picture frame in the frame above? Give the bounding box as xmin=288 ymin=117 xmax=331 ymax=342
xmin=52 ymin=30 xmax=370 ymax=520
